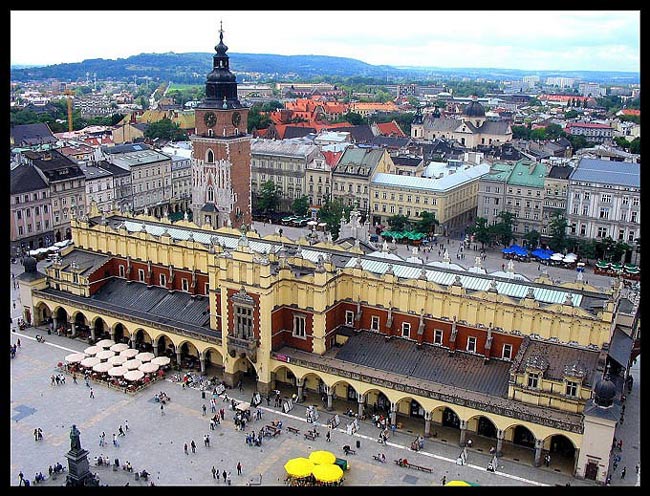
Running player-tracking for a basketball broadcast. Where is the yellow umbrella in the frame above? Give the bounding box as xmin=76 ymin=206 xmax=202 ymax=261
xmin=311 ymin=463 xmax=344 ymax=483
xmin=445 ymin=481 xmax=474 ymax=486
xmin=284 ymin=458 xmax=314 ymax=479
xmin=309 ymin=450 xmax=337 ymax=465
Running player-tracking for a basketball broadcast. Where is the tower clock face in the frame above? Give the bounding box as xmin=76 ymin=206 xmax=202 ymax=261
xmin=204 ymin=112 xmax=217 ymax=128
xmin=232 ymin=111 xmax=241 ymax=127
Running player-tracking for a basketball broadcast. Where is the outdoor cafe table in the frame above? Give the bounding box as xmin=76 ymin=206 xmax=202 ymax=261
xmin=123 ymin=359 xmax=142 ymax=370
xmin=120 ymin=349 xmax=139 ymax=359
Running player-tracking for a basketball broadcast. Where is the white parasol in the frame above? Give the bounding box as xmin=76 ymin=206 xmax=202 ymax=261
xmin=123 ymin=359 xmax=143 ymax=370
xmin=120 ymin=348 xmax=139 ymax=359
xmin=151 ymin=356 xmax=171 ymax=366
xmin=124 ymin=370 xmax=145 ymax=382
xmin=135 ymin=352 xmax=155 ymax=362
xmin=92 ymin=362 xmax=113 ymax=373
xmin=83 ymin=345 xmax=101 ymax=356
xmin=108 ymin=366 xmax=128 ymax=377
xmin=110 ymin=343 xmax=129 ymax=353
xmin=138 ymin=362 xmax=159 ymax=374
xmin=108 ymin=355 xmax=127 ymax=366
xmin=95 ymin=339 xmax=116 ymax=349
xmin=80 ymin=356 xmax=101 ymax=368
xmin=65 ymin=353 xmax=87 ymax=363
xmin=96 ymin=350 xmax=116 ymax=361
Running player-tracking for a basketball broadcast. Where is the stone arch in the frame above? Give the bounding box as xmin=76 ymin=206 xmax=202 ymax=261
xmin=543 ymin=433 xmax=577 ymax=471
xmin=177 ymin=339 xmax=200 ymax=369
xmin=53 ymin=305 xmax=70 ymax=333
xmin=112 ymin=322 xmax=130 ymax=344
xmin=89 ymin=316 xmax=109 ymax=342
xmin=357 ymin=387 xmax=393 ymax=415
xmin=132 ymin=328 xmax=154 ymax=351
xmin=154 ymin=334 xmax=177 ymax=362
xmin=298 ymin=372 xmax=328 ymax=401
xmin=71 ymin=310 xmax=90 ymax=338
xmin=33 ymin=301 xmax=53 ymax=327
xmin=206 ymin=149 xmax=214 ymax=163
xmin=504 ymin=423 xmax=538 ymax=449
xmin=466 ymin=414 xmax=498 ymax=439
xmin=230 ymin=354 xmax=258 ymax=388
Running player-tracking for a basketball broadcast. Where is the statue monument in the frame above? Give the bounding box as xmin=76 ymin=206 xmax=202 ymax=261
xmin=64 ymin=424 xmax=99 ymax=486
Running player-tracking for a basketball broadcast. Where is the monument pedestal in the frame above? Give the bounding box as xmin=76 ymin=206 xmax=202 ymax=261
xmin=65 ymin=448 xmax=98 ymax=487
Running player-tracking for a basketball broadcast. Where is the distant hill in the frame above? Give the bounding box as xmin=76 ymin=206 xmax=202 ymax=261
xmin=9 ymin=52 xmax=640 ymax=85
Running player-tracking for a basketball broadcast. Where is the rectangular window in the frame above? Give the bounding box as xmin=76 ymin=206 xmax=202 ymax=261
xmin=527 ymin=373 xmax=539 ymax=389
xmin=467 ymin=336 xmax=476 ymax=353
xmin=371 ymin=316 xmax=380 ymax=331
xmin=181 ymin=278 xmax=189 ymax=291
xmin=565 ymin=381 xmax=578 ymax=397
xmin=401 ymin=322 xmax=411 ymax=338
xmin=599 ymin=208 xmax=609 ymax=219
xmin=138 ymin=269 xmax=145 ymax=282
xmin=631 ymin=211 xmax=638 ymax=223
xmin=293 ymin=315 xmax=306 ymax=338
xmin=235 ymin=306 xmax=253 ymax=339
xmin=433 ymin=329 xmax=443 ymax=345
xmin=345 ymin=310 xmax=355 ymax=326
xmin=16 ymin=210 xmax=21 ymax=219
xmin=119 ymin=265 xmax=125 ymax=277
xmin=159 ymin=274 xmax=167 ymax=287
xmin=580 ymin=224 xmax=587 ymax=236
xmin=597 ymin=227 xmax=608 ymax=238
xmin=502 ymin=344 xmax=512 ymax=360
xmin=18 ymin=226 xmax=23 ymax=235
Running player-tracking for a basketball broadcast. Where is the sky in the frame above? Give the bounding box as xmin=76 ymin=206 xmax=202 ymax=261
xmin=10 ymin=10 xmax=641 ymax=73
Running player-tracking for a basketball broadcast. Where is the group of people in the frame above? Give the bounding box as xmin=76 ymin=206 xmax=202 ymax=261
xmin=245 ymin=430 xmax=263 ymax=447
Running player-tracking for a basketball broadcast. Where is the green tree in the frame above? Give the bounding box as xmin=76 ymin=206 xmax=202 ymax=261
xmin=629 ymin=137 xmax=640 ymax=154
xmin=291 ymin=195 xmax=310 ymax=217
xmin=547 ymin=213 xmax=569 ymax=253
xmin=317 ymin=199 xmax=349 ymax=240
xmin=490 ymin=211 xmax=516 ymax=247
xmin=344 ymin=112 xmax=364 ymax=125
xmin=545 ymin=123 xmax=564 ymax=140
xmin=468 ymin=217 xmax=492 ymax=248
xmin=565 ymin=109 xmax=579 ymax=119
xmin=511 ymin=125 xmax=531 ymax=140
xmin=574 ymin=238 xmax=597 ymax=260
xmin=523 ymin=230 xmax=541 ymax=249
xmin=256 ymin=180 xmax=281 ymax=215
xmin=414 ymin=211 xmax=439 ymax=235
xmin=144 ymin=118 xmax=187 ymax=141
xmin=247 ymin=104 xmax=272 ymax=132
xmin=387 ymin=214 xmax=410 ymax=232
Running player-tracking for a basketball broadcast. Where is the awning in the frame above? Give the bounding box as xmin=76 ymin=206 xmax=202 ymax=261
xmin=608 ymin=327 xmax=634 ymax=368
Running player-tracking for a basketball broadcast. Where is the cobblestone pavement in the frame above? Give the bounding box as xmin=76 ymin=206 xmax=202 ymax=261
xmin=9 ymin=236 xmax=638 ymax=488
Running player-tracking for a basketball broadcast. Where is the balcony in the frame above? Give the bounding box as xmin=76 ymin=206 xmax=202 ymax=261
xmin=226 ymin=334 xmax=258 ymax=363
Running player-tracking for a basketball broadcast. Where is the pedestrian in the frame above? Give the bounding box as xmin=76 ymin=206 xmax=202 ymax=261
xmin=621 ymin=466 xmax=627 ymax=479
xmin=326 ymin=430 xmax=331 ymax=442
xmin=190 ymin=439 xmax=196 ymax=453
xmin=160 ymin=404 xmax=164 ymax=415
xmin=90 ymin=387 xmax=95 ymax=399
xmin=212 ymin=466 xmax=216 ymax=479
xmin=112 ymin=433 xmax=119 ymax=447
xmin=16 ymin=338 xmax=20 ymax=347
xmin=222 ymin=470 xmax=227 ymax=482
xmin=220 ymin=408 xmax=225 ymax=421
xmin=72 ymin=373 xmax=77 ymax=384
xmin=202 ymin=404 xmax=207 ymax=416
xmin=237 ymin=461 xmax=242 ymax=475
xmin=124 ymin=420 xmax=129 ymax=432
xmin=216 ymin=468 xmax=221 ymax=482
xmin=184 ymin=442 xmax=188 ymax=455
xmin=19 ymin=471 xmax=25 ymax=486
xmin=636 ymin=464 xmax=640 ymax=474
xmin=226 ymin=471 xmax=232 ymax=485
xmin=118 ymin=425 xmax=125 ymax=437
xmin=441 ymin=475 xmax=446 ymax=485
xmin=34 ymin=428 xmax=39 ymax=442
xmin=37 ymin=427 xmax=43 ymax=441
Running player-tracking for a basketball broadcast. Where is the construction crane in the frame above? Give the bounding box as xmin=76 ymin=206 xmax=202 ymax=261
xmin=64 ymin=89 xmax=74 ymax=132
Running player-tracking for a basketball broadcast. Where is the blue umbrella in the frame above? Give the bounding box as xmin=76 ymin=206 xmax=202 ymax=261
xmin=502 ymin=246 xmax=515 ymax=254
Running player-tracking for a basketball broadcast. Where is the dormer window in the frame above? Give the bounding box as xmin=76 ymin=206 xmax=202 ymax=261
xmin=527 ymin=373 xmax=539 ymax=389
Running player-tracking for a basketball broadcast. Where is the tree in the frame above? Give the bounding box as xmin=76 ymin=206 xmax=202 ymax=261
xmin=256 ymin=180 xmax=281 ymax=215
xmin=629 ymin=137 xmax=640 ymax=155
xmin=144 ymin=118 xmax=187 ymax=141
xmin=547 ymin=213 xmax=569 ymax=253
xmin=490 ymin=211 xmax=516 ymax=247
xmin=574 ymin=238 xmax=597 ymax=260
xmin=414 ymin=211 xmax=439 ymax=235
xmin=523 ymin=230 xmax=540 ymax=249
xmin=291 ymin=196 xmax=310 ymax=217
xmin=468 ymin=217 xmax=492 ymax=248
xmin=344 ymin=112 xmax=364 ymax=125
xmin=317 ymin=199 xmax=349 ymax=240
xmin=387 ymin=214 xmax=410 ymax=232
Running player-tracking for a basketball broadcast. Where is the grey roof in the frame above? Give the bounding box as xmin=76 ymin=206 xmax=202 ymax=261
xmin=547 ymin=165 xmax=573 ymax=180
xmin=81 ymin=163 xmax=112 ymax=180
xmin=371 ymin=136 xmax=411 ymax=149
xmin=96 ymin=160 xmax=130 ymax=177
xmin=10 ymin=163 xmax=49 ymax=194
xmin=515 ymin=339 xmax=600 ymax=385
xmin=570 ymin=158 xmax=640 ymax=188
xmin=11 ymin=123 xmax=57 ymax=146
xmin=200 ymin=203 xmax=219 ymax=212
xmin=55 ymin=249 xmax=110 ymax=276
xmin=608 ymin=327 xmax=634 ymax=368
xmin=334 ymin=125 xmax=375 ymax=144
xmin=102 ymin=143 xmax=151 ymax=154
xmin=333 ymin=331 xmax=511 ymax=397
xmin=282 ymin=126 xmax=317 ymax=139
xmin=87 ymin=278 xmax=210 ymax=329
xmin=26 ymin=150 xmax=86 ymax=181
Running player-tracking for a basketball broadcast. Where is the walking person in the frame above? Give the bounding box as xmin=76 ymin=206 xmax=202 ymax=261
xmin=190 ymin=440 xmax=196 ymax=453
xmin=441 ymin=475 xmax=447 ymax=486
xmin=226 ymin=471 xmax=232 ymax=485
xmin=237 ymin=461 xmax=242 ymax=476
xmin=202 ymin=404 xmax=207 ymax=416
xmin=222 ymin=470 xmax=227 ymax=483
xmin=112 ymin=433 xmax=119 ymax=447
xmin=89 ymin=387 xmax=95 ymax=399
xmin=621 ymin=466 xmax=627 ymax=479
xmin=124 ymin=420 xmax=129 ymax=432
xmin=72 ymin=373 xmax=77 ymax=384
xmin=184 ymin=443 xmax=188 ymax=455
xmin=160 ymin=404 xmax=165 ymax=415
xmin=118 ymin=425 xmax=125 ymax=437
xmin=212 ymin=466 xmax=217 ymax=479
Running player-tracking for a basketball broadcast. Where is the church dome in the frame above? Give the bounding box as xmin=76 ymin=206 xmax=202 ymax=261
xmin=464 ymin=97 xmax=485 ymax=117
xmin=593 ymin=374 xmax=617 ymax=407
xmin=23 ymin=256 xmax=38 ymax=273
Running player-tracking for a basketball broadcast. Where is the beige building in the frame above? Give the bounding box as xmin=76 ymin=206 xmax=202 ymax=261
xmin=331 ymin=147 xmax=394 ymax=214
xmin=250 ymin=138 xmax=325 ymax=212
xmin=370 ymin=163 xmax=489 ymax=234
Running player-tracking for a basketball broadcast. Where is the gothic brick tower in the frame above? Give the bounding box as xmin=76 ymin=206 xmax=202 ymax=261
xmin=190 ymin=22 xmax=251 ymax=229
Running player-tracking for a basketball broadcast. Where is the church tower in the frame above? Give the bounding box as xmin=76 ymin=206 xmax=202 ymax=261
xmin=190 ymin=22 xmax=251 ymax=229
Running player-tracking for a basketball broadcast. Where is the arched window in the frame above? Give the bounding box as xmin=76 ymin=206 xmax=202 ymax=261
xmin=206 ymin=150 xmax=214 ymax=162
xmin=207 ymin=187 xmax=214 ymax=202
